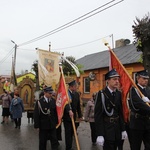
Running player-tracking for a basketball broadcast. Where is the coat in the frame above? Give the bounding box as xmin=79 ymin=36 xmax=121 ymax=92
xmin=63 ymin=91 xmax=82 ymax=122
xmin=0 ymin=94 xmax=12 ymax=108
xmin=94 ymin=87 xmax=125 ymax=141
xmin=84 ymin=99 xmax=95 ymax=122
xmin=129 ymin=85 xmax=150 ymax=130
xmin=34 ymin=97 xmax=58 ymax=129
xmin=10 ymin=97 xmax=24 ymax=119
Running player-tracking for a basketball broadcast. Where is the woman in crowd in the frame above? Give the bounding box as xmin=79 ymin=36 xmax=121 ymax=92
xmin=10 ymin=92 xmax=24 ymax=129
xmin=84 ymin=92 xmax=97 ymax=145
xmin=0 ymin=89 xmax=12 ymax=124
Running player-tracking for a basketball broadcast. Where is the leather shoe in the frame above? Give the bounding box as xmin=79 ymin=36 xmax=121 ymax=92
xmin=1 ymin=121 xmax=4 ymax=124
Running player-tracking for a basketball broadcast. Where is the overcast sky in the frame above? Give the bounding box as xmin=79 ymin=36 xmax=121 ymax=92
xmin=0 ymin=0 xmax=149 ymax=75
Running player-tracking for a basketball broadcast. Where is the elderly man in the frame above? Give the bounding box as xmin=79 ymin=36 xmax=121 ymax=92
xmin=129 ymin=70 xmax=150 ymax=150
xmin=34 ymin=86 xmax=59 ymax=150
xmin=94 ymin=69 xmax=127 ymax=150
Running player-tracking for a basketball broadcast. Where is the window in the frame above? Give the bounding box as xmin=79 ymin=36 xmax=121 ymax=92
xmin=133 ymin=72 xmax=137 ymax=84
xmin=84 ymin=77 xmax=90 ymax=93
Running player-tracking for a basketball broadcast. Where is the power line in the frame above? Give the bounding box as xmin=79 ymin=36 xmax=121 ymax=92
xmin=0 ymin=34 xmax=111 ymax=65
xmin=0 ymin=0 xmax=123 ymax=65
xmin=18 ymin=0 xmax=118 ymax=46
xmin=17 ymin=48 xmax=35 ymax=51
xmin=0 ymin=47 xmax=14 ymax=65
xmin=19 ymin=34 xmax=112 ymax=51
xmin=18 ymin=0 xmax=123 ymax=47
xmin=52 ymin=35 xmax=111 ymax=50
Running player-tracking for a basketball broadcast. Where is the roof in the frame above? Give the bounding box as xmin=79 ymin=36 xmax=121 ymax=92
xmin=76 ymin=44 xmax=142 ymax=71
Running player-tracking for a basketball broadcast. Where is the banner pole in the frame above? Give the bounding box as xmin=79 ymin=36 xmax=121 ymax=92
xmin=60 ymin=68 xmax=80 ymax=150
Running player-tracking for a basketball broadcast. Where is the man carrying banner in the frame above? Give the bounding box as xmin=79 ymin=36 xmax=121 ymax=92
xmin=129 ymin=70 xmax=150 ymax=150
xmin=34 ymin=86 xmax=59 ymax=150
xmin=63 ymin=80 xmax=82 ymax=150
xmin=95 ymin=69 xmax=127 ymax=150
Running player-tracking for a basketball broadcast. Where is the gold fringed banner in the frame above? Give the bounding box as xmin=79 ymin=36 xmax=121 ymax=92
xmin=38 ymin=49 xmax=60 ymax=91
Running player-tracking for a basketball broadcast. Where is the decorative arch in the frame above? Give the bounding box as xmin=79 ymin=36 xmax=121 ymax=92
xmin=18 ymin=76 xmax=35 ymax=109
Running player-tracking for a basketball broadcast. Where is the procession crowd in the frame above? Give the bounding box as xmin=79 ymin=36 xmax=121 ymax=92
xmin=33 ymin=69 xmax=150 ymax=150
xmin=0 ymin=69 xmax=150 ymax=150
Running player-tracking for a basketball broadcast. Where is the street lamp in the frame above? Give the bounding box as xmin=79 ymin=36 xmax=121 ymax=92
xmin=11 ymin=40 xmax=17 ymax=71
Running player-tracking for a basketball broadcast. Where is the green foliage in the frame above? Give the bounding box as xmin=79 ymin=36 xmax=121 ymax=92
xmin=132 ymin=13 xmax=150 ymax=87
xmin=31 ymin=60 xmax=38 ymax=75
xmin=132 ymin=13 xmax=150 ymax=51
xmin=62 ymin=56 xmax=84 ymax=76
xmin=76 ymin=64 xmax=84 ymax=74
xmin=138 ymin=54 xmax=143 ymax=63
xmin=31 ymin=60 xmax=39 ymax=90
xmin=62 ymin=56 xmax=75 ymax=76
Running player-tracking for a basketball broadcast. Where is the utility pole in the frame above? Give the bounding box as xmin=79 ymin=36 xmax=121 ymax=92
xmin=11 ymin=40 xmax=17 ymax=86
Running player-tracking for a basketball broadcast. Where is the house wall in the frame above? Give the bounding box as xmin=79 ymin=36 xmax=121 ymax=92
xmin=17 ymin=73 xmax=35 ymax=83
xmin=78 ymin=63 xmax=144 ymax=101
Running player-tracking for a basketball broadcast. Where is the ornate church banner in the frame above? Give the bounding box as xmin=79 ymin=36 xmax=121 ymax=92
xmin=38 ymin=49 xmax=60 ymax=91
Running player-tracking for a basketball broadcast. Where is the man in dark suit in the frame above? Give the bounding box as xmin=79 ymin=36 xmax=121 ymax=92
xmin=63 ymin=80 xmax=82 ymax=150
xmin=129 ymin=70 xmax=150 ymax=150
xmin=95 ymin=69 xmax=127 ymax=150
xmin=34 ymin=86 xmax=59 ymax=150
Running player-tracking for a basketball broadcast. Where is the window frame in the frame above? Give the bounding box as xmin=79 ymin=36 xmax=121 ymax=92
xmin=83 ymin=77 xmax=90 ymax=93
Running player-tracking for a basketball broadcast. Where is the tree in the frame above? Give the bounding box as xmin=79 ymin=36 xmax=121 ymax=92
xmin=31 ymin=60 xmax=40 ymax=90
xmin=132 ymin=13 xmax=150 ymax=85
xmin=62 ymin=56 xmax=84 ymax=76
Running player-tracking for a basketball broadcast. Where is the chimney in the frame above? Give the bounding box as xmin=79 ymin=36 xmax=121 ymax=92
xmin=115 ymin=39 xmax=125 ymax=48
xmin=115 ymin=39 xmax=130 ymax=48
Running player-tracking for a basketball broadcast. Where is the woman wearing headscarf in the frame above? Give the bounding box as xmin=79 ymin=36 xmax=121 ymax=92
xmin=10 ymin=92 xmax=24 ymax=129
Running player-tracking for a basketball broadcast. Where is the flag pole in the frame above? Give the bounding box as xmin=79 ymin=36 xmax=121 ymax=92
xmin=60 ymin=67 xmax=80 ymax=150
xmin=105 ymin=43 xmax=149 ymax=105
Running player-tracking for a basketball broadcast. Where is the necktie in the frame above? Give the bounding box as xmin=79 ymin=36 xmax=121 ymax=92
xmin=112 ymin=92 xmax=116 ymax=96
xmin=112 ymin=92 xmax=116 ymax=102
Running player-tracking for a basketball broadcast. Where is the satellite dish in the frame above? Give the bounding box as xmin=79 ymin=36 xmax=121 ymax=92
xmin=124 ymin=39 xmax=130 ymax=45
xmin=89 ymin=72 xmax=96 ymax=81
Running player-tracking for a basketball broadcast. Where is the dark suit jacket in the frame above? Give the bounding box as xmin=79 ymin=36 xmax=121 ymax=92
xmin=63 ymin=91 xmax=82 ymax=122
xmin=94 ymin=87 xmax=125 ymax=141
xmin=129 ymin=85 xmax=150 ymax=130
xmin=34 ymin=97 xmax=58 ymax=129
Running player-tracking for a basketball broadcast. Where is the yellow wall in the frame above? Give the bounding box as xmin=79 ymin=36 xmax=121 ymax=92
xmin=17 ymin=73 xmax=35 ymax=83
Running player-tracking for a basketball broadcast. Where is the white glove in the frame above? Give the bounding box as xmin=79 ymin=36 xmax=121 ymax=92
xmin=96 ymin=136 xmax=104 ymax=146
xmin=142 ymin=96 xmax=150 ymax=103
xmin=122 ymin=131 xmax=128 ymax=140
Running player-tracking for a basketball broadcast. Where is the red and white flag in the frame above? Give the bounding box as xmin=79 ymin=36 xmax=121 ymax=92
xmin=56 ymin=73 xmax=69 ymax=127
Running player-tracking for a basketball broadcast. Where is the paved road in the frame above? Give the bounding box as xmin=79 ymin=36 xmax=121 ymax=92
xmin=0 ymin=108 xmax=131 ymax=150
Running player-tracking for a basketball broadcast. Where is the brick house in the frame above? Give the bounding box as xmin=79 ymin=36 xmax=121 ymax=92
xmin=76 ymin=43 xmax=143 ymax=101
